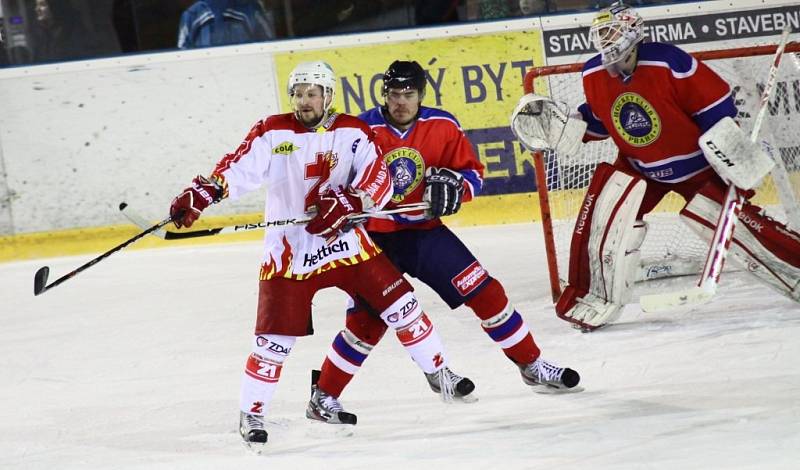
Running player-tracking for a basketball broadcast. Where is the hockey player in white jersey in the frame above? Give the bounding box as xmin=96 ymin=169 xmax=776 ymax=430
xmin=169 ymin=61 xmax=473 ymax=447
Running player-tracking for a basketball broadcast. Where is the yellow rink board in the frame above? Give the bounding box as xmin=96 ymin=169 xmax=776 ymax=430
xmin=0 ymin=193 xmax=545 ymax=263
xmin=2 ymin=175 xmax=794 ymax=264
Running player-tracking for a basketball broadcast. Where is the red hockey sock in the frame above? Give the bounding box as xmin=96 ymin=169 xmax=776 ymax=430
xmin=465 ymin=278 xmax=540 ymax=365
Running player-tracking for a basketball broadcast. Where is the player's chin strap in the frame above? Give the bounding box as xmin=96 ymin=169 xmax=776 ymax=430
xmin=510 ymin=93 xmax=587 ymax=158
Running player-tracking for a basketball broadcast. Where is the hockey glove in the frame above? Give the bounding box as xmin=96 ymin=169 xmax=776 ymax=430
xmin=424 ymin=167 xmax=465 ymax=218
xmin=306 ymin=186 xmax=364 ymax=236
xmin=170 ymin=175 xmax=222 ymax=228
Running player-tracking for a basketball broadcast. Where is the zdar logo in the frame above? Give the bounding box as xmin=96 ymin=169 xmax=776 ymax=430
xmin=611 ymin=93 xmax=661 ymax=147
xmin=273 ymin=141 xmax=300 ymax=155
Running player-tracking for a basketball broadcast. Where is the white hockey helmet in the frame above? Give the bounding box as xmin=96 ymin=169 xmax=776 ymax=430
xmin=589 ymin=2 xmax=644 ymax=67
xmin=287 ymin=60 xmax=336 ymax=110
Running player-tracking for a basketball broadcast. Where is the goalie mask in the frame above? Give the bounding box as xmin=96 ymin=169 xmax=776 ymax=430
xmin=589 ymin=2 xmax=644 ymax=68
xmin=288 ymin=61 xmax=337 ymax=126
xmin=382 ymin=60 xmax=426 ymax=99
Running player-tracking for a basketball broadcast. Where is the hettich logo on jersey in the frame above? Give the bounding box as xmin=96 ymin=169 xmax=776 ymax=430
xmin=303 ymin=239 xmax=350 ymax=267
xmin=611 ymin=93 xmax=661 ymax=147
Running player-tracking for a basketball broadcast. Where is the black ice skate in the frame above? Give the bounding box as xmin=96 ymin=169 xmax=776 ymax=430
xmin=424 ymin=366 xmax=476 ymax=401
xmin=239 ymin=411 xmax=268 ymax=446
xmin=305 ymin=370 xmax=357 ymax=425
xmin=519 ymin=358 xmax=581 ymax=393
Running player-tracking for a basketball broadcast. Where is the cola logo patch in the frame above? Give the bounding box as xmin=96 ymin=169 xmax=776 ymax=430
xmin=611 ymin=92 xmax=661 ymax=147
xmin=385 ymin=147 xmax=425 ymax=203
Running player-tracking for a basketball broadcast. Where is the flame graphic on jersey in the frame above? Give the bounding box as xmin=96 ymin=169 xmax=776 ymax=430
xmin=259 ymin=228 xmax=383 ymax=281
xmin=260 ymin=236 xmax=294 ymax=280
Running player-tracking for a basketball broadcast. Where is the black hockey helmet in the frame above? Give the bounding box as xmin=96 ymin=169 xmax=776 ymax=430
xmin=382 ymin=60 xmax=426 ymax=98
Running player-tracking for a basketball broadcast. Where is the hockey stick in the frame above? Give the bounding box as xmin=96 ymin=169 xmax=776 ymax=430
xmin=118 ymin=202 xmax=431 ymax=240
xmin=640 ymin=27 xmax=793 ymax=313
xmin=33 ymin=216 xmax=174 ymax=296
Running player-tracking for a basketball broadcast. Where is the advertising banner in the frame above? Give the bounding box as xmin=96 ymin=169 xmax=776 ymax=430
xmin=274 ymin=30 xmax=546 ymax=195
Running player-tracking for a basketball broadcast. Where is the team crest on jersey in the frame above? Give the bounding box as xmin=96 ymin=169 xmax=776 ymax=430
xmin=317 ymin=150 xmax=339 ymax=171
xmin=611 ymin=93 xmax=661 ymax=147
xmin=272 ymin=141 xmax=300 ymax=155
xmin=385 ymin=147 xmax=425 ymax=203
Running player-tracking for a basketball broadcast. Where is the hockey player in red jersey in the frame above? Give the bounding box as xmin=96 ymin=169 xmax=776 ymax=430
xmin=169 ymin=61 xmax=473 ymax=447
xmin=512 ymin=2 xmax=800 ymax=332
xmin=312 ymin=60 xmax=581 ymax=402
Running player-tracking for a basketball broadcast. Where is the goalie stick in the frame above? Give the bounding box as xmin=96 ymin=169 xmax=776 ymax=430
xmin=118 ymin=202 xmax=431 ymax=240
xmin=640 ymin=27 xmax=794 ymax=313
xmin=33 ymin=216 xmax=174 ymax=296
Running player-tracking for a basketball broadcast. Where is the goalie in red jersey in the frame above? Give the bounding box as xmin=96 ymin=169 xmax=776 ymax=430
xmin=311 ymin=60 xmax=581 ymax=402
xmin=511 ymin=2 xmax=800 ymax=332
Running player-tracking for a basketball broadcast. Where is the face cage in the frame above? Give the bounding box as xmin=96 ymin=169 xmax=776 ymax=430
xmin=590 ymin=21 xmax=639 ymax=66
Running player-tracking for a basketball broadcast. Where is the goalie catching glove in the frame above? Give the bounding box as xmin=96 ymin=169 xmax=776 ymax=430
xmin=424 ymin=167 xmax=464 ymax=218
xmin=170 ymin=175 xmax=224 ymax=228
xmin=510 ymin=93 xmax=587 ymax=157
xmin=306 ymin=186 xmax=367 ymax=236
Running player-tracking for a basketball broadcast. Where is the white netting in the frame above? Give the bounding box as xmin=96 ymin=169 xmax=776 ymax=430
xmin=530 ymin=42 xmax=800 ymax=285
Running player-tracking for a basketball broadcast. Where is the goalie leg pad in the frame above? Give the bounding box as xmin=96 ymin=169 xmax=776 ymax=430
xmin=681 ymin=187 xmax=800 ymax=301
xmin=556 ymin=163 xmax=647 ymax=330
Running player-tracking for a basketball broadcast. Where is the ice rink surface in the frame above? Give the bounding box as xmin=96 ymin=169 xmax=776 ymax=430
xmin=3 ymin=223 xmax=799 ymax=469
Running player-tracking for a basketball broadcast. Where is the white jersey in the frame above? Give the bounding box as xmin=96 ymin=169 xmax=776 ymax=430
xmin=212 ymin=112 xmax=392 ymax=280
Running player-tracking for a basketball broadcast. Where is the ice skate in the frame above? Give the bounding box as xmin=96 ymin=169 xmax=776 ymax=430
xmin=519 ymin=358 xmax=581 ymax=393
xmin=239 ymin=411 xmax=268 ymax=447
xmin=424 ymin=366 xmax=477 ymax=402
xmin=305 ymin=370 xmax=357 ymax=425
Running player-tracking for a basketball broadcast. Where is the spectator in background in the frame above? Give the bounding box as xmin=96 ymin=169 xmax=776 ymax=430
xmin=519 ymin=0 xmax=548 ymax=15
xmin=177 ymin=0 xmax=275 ymax=49
xmin=415 ymin=0 xmax=460 ymax=25
xmin=112 ymin=0 xmax=139 ymax=53
xmin=32 ymin=0 xmax=91 ymax=62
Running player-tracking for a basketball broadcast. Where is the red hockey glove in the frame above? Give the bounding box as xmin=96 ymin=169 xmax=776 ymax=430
xmin=170 ymin=175 xmax=222 ymax=228
xmin=305 ymin=186 xmax=364 ymax=236
xmin=424 ymin=167 xmax=465 ymax=218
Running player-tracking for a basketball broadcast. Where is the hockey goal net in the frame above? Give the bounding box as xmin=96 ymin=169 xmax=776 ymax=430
xmin=524 ymin=41 xmax=800 ymax=302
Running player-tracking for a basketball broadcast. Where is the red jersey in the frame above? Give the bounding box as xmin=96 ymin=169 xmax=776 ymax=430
xmin=358 ymin=106 xmax=484 ymax=232
xmin=579 ymin=42 xmax=738 ymax=184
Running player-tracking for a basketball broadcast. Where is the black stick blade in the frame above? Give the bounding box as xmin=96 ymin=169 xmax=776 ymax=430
xmin=34 ymin=266 xmax=50 ymax=296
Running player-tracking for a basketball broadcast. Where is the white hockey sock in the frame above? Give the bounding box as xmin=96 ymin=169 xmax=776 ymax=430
xmin=380 ymin=292 xmax=447 ymax=374
xmin=239 ymin=334 xmax=296 ymax=416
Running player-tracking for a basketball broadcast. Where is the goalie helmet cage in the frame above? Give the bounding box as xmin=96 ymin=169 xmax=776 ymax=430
xmin=524 ymin=41 xmax=800 ymax=303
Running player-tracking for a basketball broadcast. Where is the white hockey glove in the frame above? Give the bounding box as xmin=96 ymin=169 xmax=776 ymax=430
xmin=699 ymin=116 xmax=774 ymax=190
xmin=510 ymin=93 xmax=587 ymax=157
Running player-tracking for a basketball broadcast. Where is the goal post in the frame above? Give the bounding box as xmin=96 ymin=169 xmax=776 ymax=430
xmin=523 ymin=40 xmax=800 ymax=303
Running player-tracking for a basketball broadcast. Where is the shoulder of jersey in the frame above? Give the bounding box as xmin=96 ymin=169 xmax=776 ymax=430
xmin=418 ymin=106 xmax=462 ymax=129
xmin=262 ymin=113 xmax=302 ymax=132
xmin=359 ymin=107 xmax=386 ymax=127
xmin=636 ymin=42 xmax=696 ymax=76
xmin=328 ymin=113 xmax=372 ymax=134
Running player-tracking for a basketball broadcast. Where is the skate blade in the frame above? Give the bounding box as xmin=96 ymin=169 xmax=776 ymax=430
xmin=456 ymin=393 xmax=479 ymax=404
xmin=242 ymin=440 xmax=267 ymax=454
xmin=305 ymin=420 xmax=356 ymax=439
xmin=532 ymin=385 xmax=585 ymax=395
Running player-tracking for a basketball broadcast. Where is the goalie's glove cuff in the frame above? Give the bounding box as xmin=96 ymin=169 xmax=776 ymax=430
xmin=424 ymin=167 xmax=465 ymax=219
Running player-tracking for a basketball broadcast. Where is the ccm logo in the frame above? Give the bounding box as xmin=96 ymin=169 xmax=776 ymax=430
xmin=705 ymin=141 xmax=734 ymax=168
